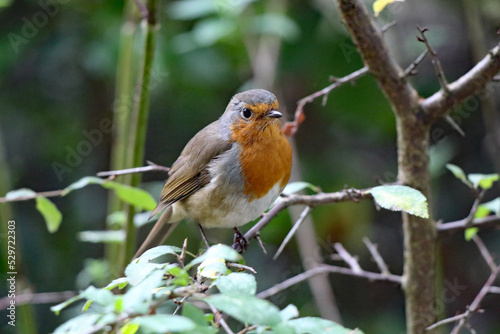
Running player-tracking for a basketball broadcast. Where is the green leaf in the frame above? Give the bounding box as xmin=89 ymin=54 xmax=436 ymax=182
xmin=131 ymin=315 xmax=196 ymax=333
xmin=78 ymin=230 xmax=125 ymax=243
xmin=80 ymin=286 xmax=115 ymax=307
xmin=53 ymin=313 xmax=100 ymax=334
xmin=467 ymin=173 xmax=499 ymax=190
xmin=35 ymin=197 xmax=63 ymax=233
xmin=288 ymin=317 xmax=363 ymax=334
xmin=204 ymin=294 xmax=281 ymax=326
xmin=124 ymin=262 xmax=166 ymax=286
xmin=0 ymin=0 xmax=13 ymax=8
xmin=123 ymin=270 xmax=165 ymax=314
xmin=137 ymin=245 xmax=182 ymax=263
xmin=82 ymin=300 xmax=93 ymax=312
xmin=63 ymin=176 xmax=104 ymax=195
xmin=446 ymin=164 xmax=473 ymax=189
xmin=282 ymin=182 xmax=319 ymax=195
xmin=5 ymin=188 xmax=36 ymax=200
xmin=368 ymin=185 xmax=429 ymax=218
xmin=105 ymin=277 xmax=129 ymax=290
xmin=182 ymin=302 xmax=209 ymax=326
xmin=279 ymin=304 xmax=299 ymax=321
xmin=373 ymin=0 xmax=405 ymax=17
xmin=187 ymin=244 xmax=241 ymax=269
xmin=464 ymin=227 xmax=478 ymax=241
xmin=476 ymin=198 xmax=500 ymax=216
xmin=103 ymin=181 xmax=157 ymax=210
xmin=215 ymin=273 xmax=256 ymax=296
xmin=272 ymin=322 xmax=296 ymax=334
xmin=198 ymin=258 xmax=229 ymax=279
xmin=51 ymin=295 xmax=83 ymax=315
xmin=120 ymin=323 xmax=140 ymax=334
xmin=63 ymin=177 xmax=157 ymax=210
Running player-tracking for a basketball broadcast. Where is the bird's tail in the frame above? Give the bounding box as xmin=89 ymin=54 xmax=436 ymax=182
xmin=133 ymin=206 xmax=179 ymax=259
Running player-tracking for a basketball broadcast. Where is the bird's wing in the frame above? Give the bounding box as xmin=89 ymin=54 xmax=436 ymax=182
xmin=150 ymin=121 xmax=231 ymax=218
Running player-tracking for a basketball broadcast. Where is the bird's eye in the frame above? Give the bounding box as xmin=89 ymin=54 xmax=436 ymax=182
xmin=241 ymin=108 xmax=252 ymax=119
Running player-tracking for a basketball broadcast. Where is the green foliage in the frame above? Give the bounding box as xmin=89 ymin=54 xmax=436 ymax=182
xmin=446 ymin=164 xmax=499 ymax=190
xmin=51 ymin=244 xmax=361 ymax=334
xmin=35 ymin=196 xmax=63 ymax=233
xmin=282 ymin=181 xmax=320 ymax=195
xmin=4 ymin=176 xmax=156 ymax=235
xmin=368 ymin=185 xmax=429 ymax=218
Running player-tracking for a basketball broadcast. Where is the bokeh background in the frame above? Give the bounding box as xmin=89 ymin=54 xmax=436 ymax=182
xmin=1 ymin=0 xmax=500 ymax=333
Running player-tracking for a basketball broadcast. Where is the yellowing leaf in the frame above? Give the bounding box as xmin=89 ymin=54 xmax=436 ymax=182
xmin=373 ymin=0 xmax=404 ymax=17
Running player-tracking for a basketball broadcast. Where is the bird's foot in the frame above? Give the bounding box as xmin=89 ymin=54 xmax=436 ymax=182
xmin=233 ymin=227 xmax=248 ymax=253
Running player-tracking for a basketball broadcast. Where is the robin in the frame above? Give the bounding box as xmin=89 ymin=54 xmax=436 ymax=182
xmin=134 ymin=89 xmax=292 ymax=258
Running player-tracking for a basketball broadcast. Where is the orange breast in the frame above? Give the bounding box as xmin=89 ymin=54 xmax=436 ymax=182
xmin=231 ymin=120 xmax=292 ymax=200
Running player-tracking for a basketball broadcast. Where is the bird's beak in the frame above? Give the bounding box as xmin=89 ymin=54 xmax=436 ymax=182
xmin=265 ymin=110 xmax=282 ymax=118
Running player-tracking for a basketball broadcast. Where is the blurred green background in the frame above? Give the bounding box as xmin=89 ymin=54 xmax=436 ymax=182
xmin=1 ymin=0 xmax=500 ymax=333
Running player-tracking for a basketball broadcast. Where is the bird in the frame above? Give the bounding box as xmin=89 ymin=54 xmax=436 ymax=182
xmin=134 ymin=89 xmax=292 ymax=258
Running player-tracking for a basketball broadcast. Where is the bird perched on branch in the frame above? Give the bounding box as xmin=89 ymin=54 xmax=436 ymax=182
xmin=134 ymin=89 xmax=292 ymax=258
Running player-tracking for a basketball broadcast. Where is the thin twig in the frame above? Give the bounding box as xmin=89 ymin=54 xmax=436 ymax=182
xmin=450 ymin=266 xmax=500 ymax=334
xmin=437 ymin=214 xmax=500 ymax=235
xmin=334 ymin=243 xmax=362 ymax=274
xmin=403 ymin=49 xmax=429 ymax=77
xmin=254 ymin=233 xmax=267 ymax=254
xmin=233 ymin=188 xmax=373 ymax=252
xmin=472 ymin=234 xmax=498 ymax=273
xmin=427 ymin=238 xmax=500 ymax=332
xmin=97 ymin=161 xmax=170 ymax=177
xmin=363 ymin=237 xmax=390 ymax=275
xmin=416 ymin=25 xmax=449 ymax=93
xmin=426 ymin=312 xmax=470 ymax=330
xmin=226 ymin=262 xmax=257 ymax=274
xmin=256 ymin=264 xmax=402 ymax=299
xmin=381 ymin=21 xmax=397 ymax=32
xmin=236 ymin=325 xmax=258 ymax=334
xmin=488 ymin=286 xmax=500 ymax=294
xmin=209 ymin=304 xmax=234 ymax=334
xmin=464 ymin=189 xmax=486 ymax=226
xmin=283 ymin=67 xmax=369 ymax=136
xmin=0 ymin=291 xmax=77 ymax=309
xmin=176 ymin=238 xmax=188 ymax=269
xmin=273 ymin=206 xmax=311 ymax=260
xmin=0 ymin=162 xmax=169 ymax=203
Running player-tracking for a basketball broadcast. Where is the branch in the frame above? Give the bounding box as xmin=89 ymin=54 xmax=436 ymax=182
xmin=0 ymin=162 xmax=169 ymax=204
xmin=334 ymin=243 xmax=362 ymax=274
xmin=233 ymin=188 xmax=373 ymax=251
xmin=423 ymin=43 xmax=500 ymax=123
xmin=416 ymin=26 xmax=449 ymax=93
xmin=472 ymin=234 xmax=498 ymax=273
xmin=334 ymin=0 xmax=420 ymax=117
xmin=273 ymin=206 xmax=311 ymax=260
xmin=427 ymin=236 xmax=500 ymax=332
xmin=363 ymin=237 xmax=391 ymax=275
xmin=256 ymin=263 xmax=401 ymax=299
xmin=437 ymin=215 xmax=500 ymax=235
xmin=0 ymin=291 xmax=77 ymax=309
xmin=403 ymin=49 xmax=429 ymax=77
xmin=284 ymin=67 xmax=368 ymax=136
xmin=97 ymin=161 xmax=170 ymax=177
